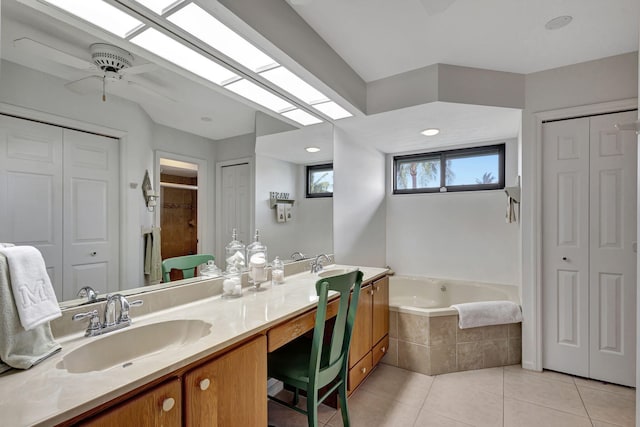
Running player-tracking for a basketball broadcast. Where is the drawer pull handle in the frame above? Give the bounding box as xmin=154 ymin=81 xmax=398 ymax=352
xmin=368 ymin=290 xmax=374 ymax=296
xmin=200 ymin=378 xmax=211 ymax=391
xmin=374 ymin=286 xmax=380 ymax=292
xmin=381 ymin=347 xmax=386 ymax=353
xmin=360 ymin=367 xmax=366 ymax=374
xmin=162 ymin=397 xmax=175 ymax=412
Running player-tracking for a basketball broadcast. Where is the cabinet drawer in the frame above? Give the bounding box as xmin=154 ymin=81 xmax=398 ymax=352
xmin=372 ymin=334 xmax=390 ymax=367
xmin=268 ymin=298 xmax=339 ymax=352
xmin=348 ymin=351 xmax=372 ymax=393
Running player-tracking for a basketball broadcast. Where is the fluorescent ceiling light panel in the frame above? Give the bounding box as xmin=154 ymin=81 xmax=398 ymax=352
xmin=134 ymin=0 xmax=183 ymax=15
xmin=168 ymin=3 xmax=276 ymax=72
xmin=282 ymin=109 xmax=323 ymax=126
xmin=43 ymin=0 xmax=142 ymax=37
xmin=225 ymin=79 xmax=293 ymax=113
xmin=260 ymin=66 xmax=329 ymax=105
xmin=312 ymin=101 xmax=352 ymax=120
xmin=131 ymin=28 xmax=237 ymax=85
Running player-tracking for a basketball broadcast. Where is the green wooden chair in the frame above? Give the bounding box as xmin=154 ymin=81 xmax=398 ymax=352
xmin=267 ymin=269 xmax=364 ymax=427
xmin=161 ymin=254 xmax=214 ymax=282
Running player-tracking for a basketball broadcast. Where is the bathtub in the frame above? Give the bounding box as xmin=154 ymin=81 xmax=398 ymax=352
xmin=384 ymin=275 xmax=522 ymax=375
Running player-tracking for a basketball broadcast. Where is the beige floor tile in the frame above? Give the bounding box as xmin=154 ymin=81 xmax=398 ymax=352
xmin=422 ymin=376 xmax=503 ymax=426
xmin=269 ymin=400 xmax=322 ymax=427
xmin=412 ymin=409 xmax=473 ymax=426
xmin=271 ymin=390 xmax=337 ymax=424
xmin=504 ymin=398 xmax=592 ymax=427
xmin=592 ymin=421 xmax=631 ymax=427
xmin=579 ymin=386 xmax=636 ymax=427
xmin=504 ymin=365 xmax=575 ymax=384
xmin=435 ymin=366 xmax=504 ymax=396
xmin=504 ymin=368 xmax=587 ymax=417
xmin=359 ymin=364 xmax=433 ymax=408
xmin=574 ymin=377 xmax=636 ymax=398
xmin=326 ymin=389 xmax=420 ymax=427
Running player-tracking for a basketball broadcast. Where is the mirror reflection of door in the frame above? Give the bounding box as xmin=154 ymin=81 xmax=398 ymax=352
xmin=159 ymin=158 xmax=198 ymax=281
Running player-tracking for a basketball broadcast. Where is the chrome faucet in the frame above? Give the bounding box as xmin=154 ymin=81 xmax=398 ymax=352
xmin=290 ymin=251 xmax=306 ymax=261
xmin=73 ymin=294 xmax=143 ymax=337
xmin=77 ymin=286 xmax=98 ymax=303
xmin=310 ymin=254 xmax=331 ymax=274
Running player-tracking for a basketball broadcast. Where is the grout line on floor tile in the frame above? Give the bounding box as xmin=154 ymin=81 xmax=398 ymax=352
xmin=411 ymin=373 xmax=436 ymax=427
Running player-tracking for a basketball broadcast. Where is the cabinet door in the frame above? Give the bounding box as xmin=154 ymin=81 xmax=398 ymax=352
xmin=184 ymin=336 xmax=267 ymax=427
xmin=349 ymin=283 xmax=372 ymax=368
xmin=372 ymin=276 xmax=389 ymax=345
xmin=80 ymin=379 xmax=181 ymax=427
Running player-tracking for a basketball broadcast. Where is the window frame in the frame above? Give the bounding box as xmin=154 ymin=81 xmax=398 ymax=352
xmin=306 ymin=163 xmax=333 ymax=198
xmin=393 ymin=144 xmax=505 ymax=194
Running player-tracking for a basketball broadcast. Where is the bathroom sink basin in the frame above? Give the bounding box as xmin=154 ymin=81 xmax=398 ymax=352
xmin=60 ymin=319 xmax=212 ymax=373
xmin=317 ymin=268 xmax=356 ymax=278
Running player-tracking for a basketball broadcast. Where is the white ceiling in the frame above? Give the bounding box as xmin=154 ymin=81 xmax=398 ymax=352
xmin=287 ymin=0 xmax=640 ymax=82
xmin=256 ymin=122 xmax=334 ymax=164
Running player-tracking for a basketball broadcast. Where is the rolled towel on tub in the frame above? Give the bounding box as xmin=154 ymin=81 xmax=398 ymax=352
xmin=451 ymin=301 xmax=523 ymax=329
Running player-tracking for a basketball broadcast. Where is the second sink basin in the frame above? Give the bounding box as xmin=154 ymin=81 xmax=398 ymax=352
xmin=60 ymin=319 xmax=212 ymax=373
xmin=317 ymin=267 xmax=357 ymax=278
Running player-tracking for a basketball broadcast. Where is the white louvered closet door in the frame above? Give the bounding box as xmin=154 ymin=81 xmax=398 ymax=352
xmin=542 ymin=110 xmax=637 ymax=386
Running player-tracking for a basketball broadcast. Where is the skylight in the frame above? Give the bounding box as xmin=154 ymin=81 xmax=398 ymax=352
xmin=282 ymin=109 xmax=323 ymax=126
xmin=167 ymin=3 xmax=277 ymax=72
xmin=260 ymin=66 xmax=329 ymax=105
xmin=131 ymin=28 xmax=237 ymax=85
xmin=312 ymin=101 xmax=352 ymax=120
xmin=43 ymin=0 xmax=143 ymax=38
xmin=224 ymin=79 xmax=294 ymax=113
xmin=134 ymin=0 xmax=184 ymax=15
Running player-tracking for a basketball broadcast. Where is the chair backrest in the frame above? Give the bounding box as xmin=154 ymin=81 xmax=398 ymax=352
xmin=161 ymin=254 xmax=214 ymax=282
xmin=309 ymin=269 xmax=364 ymax=389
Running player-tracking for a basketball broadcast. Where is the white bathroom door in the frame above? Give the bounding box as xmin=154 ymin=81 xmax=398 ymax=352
xmin=588 ymin=111 xmax=637 ymax=386
xmin=62 ymin=129 xmax=119 ymax=300
xmin=220 ymin=162 xmax=250 ymax=248
xmin=542 ymin=117 xmax=591 ymax=378
xmin=542 ymin=111 xmax=637 ymax=386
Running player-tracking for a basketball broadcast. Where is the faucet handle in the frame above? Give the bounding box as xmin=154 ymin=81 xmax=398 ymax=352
xmin=119 ymin=298 xmax=143 ymax=324
xmin=73 ymin=309 xmax=101 ymax=336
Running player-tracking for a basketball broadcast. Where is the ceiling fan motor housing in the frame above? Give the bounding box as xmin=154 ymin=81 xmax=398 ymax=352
xmin=90 ymin=43 xmax=134 ymax=72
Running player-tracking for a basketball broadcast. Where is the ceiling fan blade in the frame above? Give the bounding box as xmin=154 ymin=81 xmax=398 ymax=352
xmin=419 ymin=0 xmax=456 ymax=15
xmin=13 ymin=38 xmax=95 ymax=70
xmin=120 ymin=63 xmax=158 ymax=76
xmin=64 ymin=75 xmax=104 ymax=95
xmin=127 ymin=80 xmax=176 ymax=103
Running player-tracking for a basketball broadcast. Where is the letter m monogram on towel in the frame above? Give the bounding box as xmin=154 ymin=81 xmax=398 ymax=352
xmin=18 ymin=280 xmax=49 ymax=308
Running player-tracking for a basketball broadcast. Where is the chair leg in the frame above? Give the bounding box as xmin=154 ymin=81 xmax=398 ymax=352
xmin=293 ymin=387 xmax=300 ymax=406
xmin=338 ymin=379 xmax=350 ymax=427
xmin=306 ymin=389 xmax=319 ymax=427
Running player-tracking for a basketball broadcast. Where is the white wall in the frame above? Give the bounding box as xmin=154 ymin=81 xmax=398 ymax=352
xmin=0 ymin=60 xmax=219 ymax=291
xmin=636 ymin=25 xmax=640 ymax=423
xmin=333 ymin=127 xmax=386 ymax=266
xmin=386 ymin=139 xmax=520 ymax=285
xmin=254 ymin=154 xmax=333 ymax=260
xmin=520 ymin=52 xmax=639 ymax=371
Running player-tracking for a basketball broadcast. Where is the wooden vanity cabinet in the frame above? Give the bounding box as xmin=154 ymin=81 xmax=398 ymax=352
xmin=348 ymin=275 xmax=389 ymax=393
xmin=184 ymin=335 xmax=267 ymax=427
xmin=79 ymin=378 xmax=182 ymax=427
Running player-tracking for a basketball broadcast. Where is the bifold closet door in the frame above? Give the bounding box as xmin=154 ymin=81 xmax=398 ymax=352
xmin=542 ymin=110 xmax=637 ymax=386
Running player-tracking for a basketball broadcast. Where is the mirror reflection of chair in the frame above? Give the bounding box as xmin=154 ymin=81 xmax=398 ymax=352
xmin=267 ymin=269 xmax=364 ymax=427
xmin=161 ymin=254 xmax=214 ymax=283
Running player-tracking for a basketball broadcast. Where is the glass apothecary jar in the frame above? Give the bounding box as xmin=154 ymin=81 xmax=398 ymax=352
xmin=271 ymin=256 xmax=284 ymax=285
xmin=222 ymin=266 xmax=242 ymax=298
xmin=225 ymin=228 xmax=246 ymax=273
xmin=246 ymin=229 xmax=268 ymax=291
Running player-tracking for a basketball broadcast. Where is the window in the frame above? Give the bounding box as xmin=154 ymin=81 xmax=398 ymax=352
xmin=393 ymin=144 xmax=505 ymax=194
xmin=306 ymin=163 xmax=333 ymax=197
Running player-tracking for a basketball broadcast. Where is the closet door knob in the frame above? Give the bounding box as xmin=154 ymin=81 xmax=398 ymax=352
xmin=162 ymin=397 xmax=175 ymax=412
xmin=199 ymin=378 xmax=211 ymax=391
xmin=562 ymin=257 xmax=568 ymax=261
xmin=90 ymin=251 xmax=97 ymax=256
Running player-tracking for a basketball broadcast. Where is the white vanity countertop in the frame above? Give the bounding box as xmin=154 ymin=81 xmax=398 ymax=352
xmin=0 ymin=265 xmax=388 ymax=427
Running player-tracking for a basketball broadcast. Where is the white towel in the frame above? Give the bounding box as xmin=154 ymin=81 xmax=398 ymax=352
xmin=451 ymin=301 xmax=523 ymax=329
xmin=0 ymin=246 xmax=61 ymax=331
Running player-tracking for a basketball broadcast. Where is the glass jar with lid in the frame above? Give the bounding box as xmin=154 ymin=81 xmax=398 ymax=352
xmin=222 ymin=265 xmax=242 ymax=298
xmin=225 ymin=228 xmax=246 ymax=273
xmin=246 ymin=229 xmax=268 ymax=291
xmin=271 ymin=256 xmax=284 ymax=285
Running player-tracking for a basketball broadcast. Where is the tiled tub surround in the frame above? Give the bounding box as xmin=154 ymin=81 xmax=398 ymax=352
xmin=383 ymin=276 xmax=521 ymax=375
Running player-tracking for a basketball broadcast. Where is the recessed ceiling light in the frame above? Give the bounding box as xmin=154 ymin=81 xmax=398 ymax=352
xmin=421 ymin=128 xmax=440 ymax=136
xmin=305 ymin=147 xmax=321 ymax=153
xmin=131 ymin=28 xmax=237 ymax=85
xmin=545 ymin=15 xmax=573 ymax=30
xmin=43 ymin=0 xmax=143 ymax=37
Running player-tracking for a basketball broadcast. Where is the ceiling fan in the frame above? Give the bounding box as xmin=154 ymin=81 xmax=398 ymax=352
xmin=13 ymin=38 xmax=174 ymax=103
